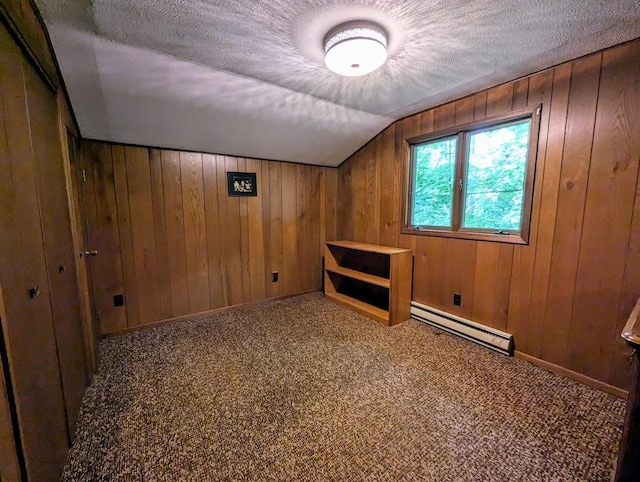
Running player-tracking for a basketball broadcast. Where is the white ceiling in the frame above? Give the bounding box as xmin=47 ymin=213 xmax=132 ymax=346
xmin=36 ymin=0 xmax=640 ymax=167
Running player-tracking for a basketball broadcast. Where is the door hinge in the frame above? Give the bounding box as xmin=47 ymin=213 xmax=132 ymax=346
xmin=95 ymin=308 xmax=101 ymax=321
xmin=459 ymin=178 xmax=463 ymax=191
xmin=81 ymin=169 xmax=87 ymax=183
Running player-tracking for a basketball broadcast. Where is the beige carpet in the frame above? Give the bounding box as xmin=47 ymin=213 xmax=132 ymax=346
xmin=63 ymin=293 xmax=625 ymax=481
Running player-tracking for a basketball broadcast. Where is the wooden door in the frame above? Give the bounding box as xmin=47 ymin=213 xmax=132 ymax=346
xmin=24 ymin=54 xmax=88 ymax=440
xmin=0 ymin=24 xmax=71 ymax=480
xmin=0 ymin=286 xmax=22 ymax=482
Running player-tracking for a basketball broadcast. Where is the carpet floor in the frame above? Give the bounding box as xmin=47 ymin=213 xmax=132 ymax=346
xmin=63 ymin=293 xmax=625 ymax=481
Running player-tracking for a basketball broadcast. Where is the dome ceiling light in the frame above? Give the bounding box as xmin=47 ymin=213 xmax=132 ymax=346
xmin=324 ymin=21 xmax=388 ymax=77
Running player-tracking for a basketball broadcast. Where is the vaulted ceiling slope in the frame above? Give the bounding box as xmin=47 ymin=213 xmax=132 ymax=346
xmin=36 ymin=1 xmax=640 ymax=167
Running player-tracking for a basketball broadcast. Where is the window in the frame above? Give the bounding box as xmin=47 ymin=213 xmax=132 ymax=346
xmin=404 ymin=106 xmax=541 ymax=244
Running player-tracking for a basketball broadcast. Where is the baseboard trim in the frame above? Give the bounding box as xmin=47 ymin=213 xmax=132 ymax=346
xmin=514 ymin=351 xmax=628 ymax=399
xmin=102 ymin=290 xmax=320 ymax=338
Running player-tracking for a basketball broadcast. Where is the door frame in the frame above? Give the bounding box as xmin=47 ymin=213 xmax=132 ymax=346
xmin=61 ymin=128 xmax=99 ymax=375
xmin=0 ymin=284 xmax=23 ymax=482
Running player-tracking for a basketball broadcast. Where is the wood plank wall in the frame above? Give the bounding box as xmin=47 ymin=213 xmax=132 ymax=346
xmin=81 ymin=141 xmax=338 ymax=334
xmin=0 ymin=0 xmax=61 ymax=86
xmin=1 ymin=17 xmax=90 ymax=478
xmin=337 ymin=39 xmax=640 ymax=390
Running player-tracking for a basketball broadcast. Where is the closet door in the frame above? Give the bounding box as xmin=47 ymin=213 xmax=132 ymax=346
xmin=24 ymin=46 xmax=89 ymax=440
xmin=0 ymin=286 xmax=21 ymax=482
xmin=0 ymin=24 xmax=70 ymax=480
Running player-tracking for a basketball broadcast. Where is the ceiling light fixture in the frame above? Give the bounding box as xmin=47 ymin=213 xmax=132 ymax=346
xmin=324 ymin=21 xmax=388 ymax=77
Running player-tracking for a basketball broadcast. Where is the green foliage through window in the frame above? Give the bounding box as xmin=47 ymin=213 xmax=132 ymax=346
xmin=407 ymin=111 xmax=536 ymax=242
xmin=463 ymin=120 xmax=530 ymax=230
xmin=412 ymin=137 xmax=456 ymax=227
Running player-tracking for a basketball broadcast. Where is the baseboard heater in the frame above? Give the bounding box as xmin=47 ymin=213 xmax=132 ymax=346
xmin=411 ymin=301 xmax=514 ymax=356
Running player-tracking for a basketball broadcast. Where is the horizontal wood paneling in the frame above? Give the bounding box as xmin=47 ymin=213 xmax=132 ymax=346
xmin=337 ymin=39 xmax=640 ymax=390
xmin=82 ymin=142 xmax=338 ymax=334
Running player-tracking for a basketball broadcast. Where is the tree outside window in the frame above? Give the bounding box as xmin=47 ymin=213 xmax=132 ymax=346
xmin=404 ymin=106 xmax=541 ymax=244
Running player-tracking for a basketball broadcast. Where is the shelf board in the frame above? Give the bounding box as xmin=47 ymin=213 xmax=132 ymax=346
xmin=326 ymin=240 xmax=412 ymax=255
xmin=325 ymin=292 xmax=389 ymax=324
xmin=325 ymin=265 xmax=390 ymax=288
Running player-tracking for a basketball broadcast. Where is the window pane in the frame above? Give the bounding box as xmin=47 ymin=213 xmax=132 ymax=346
xmin=462 ymin=120 xmax=530 ymax=231
xmin=411 ymin=137 xmax=457 ymax=227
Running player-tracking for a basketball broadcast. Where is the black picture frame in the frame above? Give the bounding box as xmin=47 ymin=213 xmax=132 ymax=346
xmin=227 ymin=171 xmax=257 ymax=197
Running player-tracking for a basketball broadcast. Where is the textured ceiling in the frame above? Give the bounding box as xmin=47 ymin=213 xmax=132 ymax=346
xmin=36 ymin=0 xmax=640 ymax=166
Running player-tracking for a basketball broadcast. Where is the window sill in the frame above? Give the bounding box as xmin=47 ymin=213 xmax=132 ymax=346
xmin=401 ymin=226 xmax=528 ymax=245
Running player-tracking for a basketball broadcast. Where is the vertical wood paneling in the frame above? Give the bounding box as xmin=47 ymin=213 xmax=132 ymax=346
xmin=202 ymin=153 xmax=224 ymax=309
xmin=472 ymin=243 xmax=501 ymax=326
xmin=247 ymin=159 xmax=266 ymax=301
xmin=281 ymin=163 xmax=298 ymax=294
xmin=352 ymin=150 xmax=367 ymax=242
xmin=524 ymin=64 xmax=571 ymax=356
xmin=324 ymin=167 xmax=338 ymax=243
xmin=336 ymin=39 xmax=640 ymax=390
xmin=507 ymin=68 xmax=554 ymax=351
xmin=180 ymin=152 xmax=209 ymax=313
xmin=223 ymin=156 xmax=243 ymax=305
xmin=149 ymin=149 xmax=172 ymax=320
xmin=391 ymin=122 xmax=404 ymax=248
xmin=493 ymin=246 xmax=513 ymax=332
xmin=85 ymin=142 xmax=127 ymax=332
xmin=444 ymin=239 xmax=477 ymax=319
xmin=238 ymin=158 xmax=252 ymax=302
xmin=112 ymin=145 xmax=140 ymax=327
xmin=379 ymin=125 xmax=396 ymax=246
xmin=473 ymin=91 xmax=488 ymax=119
xmin=296 ymin=164 xmax=308 ymax=290
xmin=568 ymin=42 xmax=640 ymax=381
xmin=542 ymin=54 xmax=602 ymax=365
xmin=126 ymin=147 xmax=162 ymax=323
xmin=307 ymin=164 xmax=322 ymax=290
xmin=269 ymin=161 xmax=284 ymax=297
xmin=486 ymin=83 xmax=513 ymax=115
xmin=365 ymin=136 xmax=381 ymax=244
xmin=319 ymin=168 xmax=326 ymax=257
xmin=338 ymin=159 xmax=354 ymax=240
xmin=454 ymin=95 xmax=475 ymax=125
xmin=161 ymin=150 xmax=190 ymax=316
xmin=512 ymin=79 xmax=530 ymax=109
xmin=261 ymin=160 xmax=273 ymax=297
xmin=306 ymin=163 xmax=316 ymax=285
xmin=215 ymin=155 xmax=231 ymax=306
xmin=85 ymin=144 xmax=335 ymax=334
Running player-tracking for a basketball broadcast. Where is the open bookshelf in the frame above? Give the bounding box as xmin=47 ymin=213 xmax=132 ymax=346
xmin=324 ymin=241 xmax=413 ymax=326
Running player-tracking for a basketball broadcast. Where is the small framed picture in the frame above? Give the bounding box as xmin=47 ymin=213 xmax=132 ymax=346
xmin=227 ymin=172 xmax=257 ymax=197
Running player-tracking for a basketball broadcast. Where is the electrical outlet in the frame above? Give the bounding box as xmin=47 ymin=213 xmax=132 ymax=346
xmin=272 ymin=271 xmax=279 ymax=282
xmin=453 ymin=292 xmax=462 ymax=306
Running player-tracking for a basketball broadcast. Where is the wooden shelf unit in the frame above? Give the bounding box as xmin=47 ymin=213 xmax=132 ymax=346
xmin=324 ymin=241 xmax=413 ymax=326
